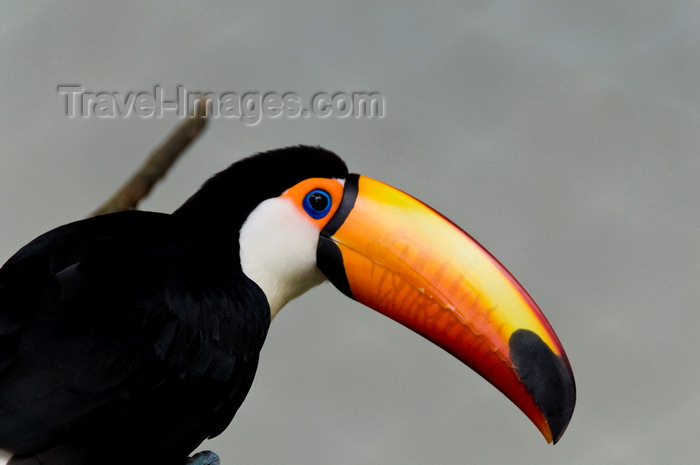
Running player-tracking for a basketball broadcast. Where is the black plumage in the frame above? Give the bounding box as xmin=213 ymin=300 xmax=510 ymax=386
xmin=0 ymin=146 xmax=348 ymax=464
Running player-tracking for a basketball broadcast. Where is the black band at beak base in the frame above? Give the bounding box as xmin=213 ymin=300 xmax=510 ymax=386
xmin=317 ymin=174 xmax=360 ymax=299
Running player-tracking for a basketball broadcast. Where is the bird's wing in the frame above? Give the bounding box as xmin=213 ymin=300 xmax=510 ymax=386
xmin=0 ymin=211 xmax=269 ymax=457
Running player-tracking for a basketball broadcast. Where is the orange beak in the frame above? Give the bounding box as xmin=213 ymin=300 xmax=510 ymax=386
xmin=317 ymin=174 xmax=575 ymax=444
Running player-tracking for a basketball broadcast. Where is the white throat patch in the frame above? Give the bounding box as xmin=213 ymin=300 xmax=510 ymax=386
xmin=239 ymin=196 xmax=327 ymax=319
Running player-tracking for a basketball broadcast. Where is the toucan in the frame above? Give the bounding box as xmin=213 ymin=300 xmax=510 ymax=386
xmin=0 ymin=146 xmax=575 ymax=464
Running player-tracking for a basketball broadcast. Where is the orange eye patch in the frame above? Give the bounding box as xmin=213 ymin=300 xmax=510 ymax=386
xmin=280 ymin=178 xmax=345 ymax=228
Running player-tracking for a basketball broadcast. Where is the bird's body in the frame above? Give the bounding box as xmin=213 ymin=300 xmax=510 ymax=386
xmin=0 ymin=211 xmax=268 ymax=464
xmin=0 ymin=146 xmax=575 ymax=464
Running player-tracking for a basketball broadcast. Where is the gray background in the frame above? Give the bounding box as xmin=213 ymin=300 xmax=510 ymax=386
xmin=1 ymin=1 xmax=698 ymax=464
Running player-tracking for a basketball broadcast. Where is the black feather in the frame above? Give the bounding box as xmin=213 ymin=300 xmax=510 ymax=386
xmin=0 ymin=211 xmax=269 ymax=462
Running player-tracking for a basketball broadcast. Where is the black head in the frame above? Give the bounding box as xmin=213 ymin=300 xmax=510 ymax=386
xmin=173 ymin=146 xmax=348 ymax=239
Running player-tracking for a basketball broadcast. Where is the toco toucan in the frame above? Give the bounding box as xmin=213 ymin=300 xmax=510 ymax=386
xmin=0 ymin=146 xmax=575 ymax=464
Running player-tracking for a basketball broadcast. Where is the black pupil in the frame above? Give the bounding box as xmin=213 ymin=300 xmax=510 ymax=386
xmin=309 ymin=192 xmax=328 ymax=211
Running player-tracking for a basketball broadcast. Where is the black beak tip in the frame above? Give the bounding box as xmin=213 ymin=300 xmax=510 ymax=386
xmin=509 ymin=329 xmax=576 ymax=444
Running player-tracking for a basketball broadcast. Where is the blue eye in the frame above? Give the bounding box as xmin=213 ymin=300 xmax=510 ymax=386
xmin=302 ymin=189 xmax=332 ymax=219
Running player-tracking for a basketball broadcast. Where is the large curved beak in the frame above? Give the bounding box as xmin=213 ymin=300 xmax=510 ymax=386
xmin=317 ymin=174 xmax=575 ymax=444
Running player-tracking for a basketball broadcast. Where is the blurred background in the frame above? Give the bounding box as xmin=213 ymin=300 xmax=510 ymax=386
xmin=1 ymin=2 xmax=698 ymax=464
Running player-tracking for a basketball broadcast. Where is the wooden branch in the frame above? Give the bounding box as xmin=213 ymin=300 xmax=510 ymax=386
xmin=89 ymin=97 xmax=209 ymax=217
